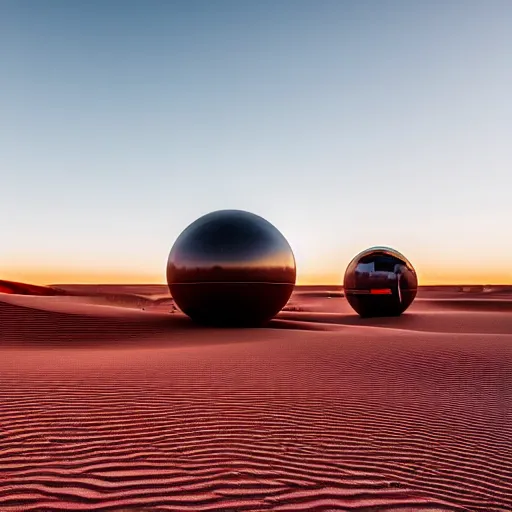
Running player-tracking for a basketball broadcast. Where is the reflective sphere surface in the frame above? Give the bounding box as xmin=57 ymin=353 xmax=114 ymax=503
xmin=343 ymin=246 xmax=418 ymax=318
xmin=167 ymin=209 xmax=296 ymax=326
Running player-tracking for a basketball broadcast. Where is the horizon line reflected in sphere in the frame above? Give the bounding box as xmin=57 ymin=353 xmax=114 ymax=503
xmin=167 ymin=209 xmax=297 ymax=327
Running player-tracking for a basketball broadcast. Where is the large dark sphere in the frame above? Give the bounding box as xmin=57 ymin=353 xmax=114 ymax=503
xmin=343 ymin=246 xmax=418 ymax=318
xmin=167 ymin=209 xmax=296 ymax=326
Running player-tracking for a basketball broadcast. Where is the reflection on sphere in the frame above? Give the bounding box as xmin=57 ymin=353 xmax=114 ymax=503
xmin=344 ymin=246 xmax=418 ymax=318
xmin=167 ymin=209 xmax=296 ymax=326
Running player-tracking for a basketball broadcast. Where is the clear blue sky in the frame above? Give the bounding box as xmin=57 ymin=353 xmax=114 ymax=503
xmin=1 ymin=0 xmax=511 ymax=285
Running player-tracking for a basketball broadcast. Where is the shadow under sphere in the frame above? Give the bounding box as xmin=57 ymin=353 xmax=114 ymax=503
xmin=167 ymin=210 xmax=297 ymax=326
xmin=343 ymin=246 xmax=418 ymax=318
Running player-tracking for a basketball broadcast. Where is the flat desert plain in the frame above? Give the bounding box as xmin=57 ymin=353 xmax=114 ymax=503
xmin=0 ymin=283 xmax=511 ymax=512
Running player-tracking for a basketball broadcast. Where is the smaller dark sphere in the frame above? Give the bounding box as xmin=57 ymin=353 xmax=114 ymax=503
xmin=343 ymin=246 xmax=418 ymax=318
xmin=167 ymin=209 xmax=296 ymax=326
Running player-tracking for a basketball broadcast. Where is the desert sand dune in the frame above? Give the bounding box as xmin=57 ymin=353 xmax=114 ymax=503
xmin=0 ymin=280 xmax=67 ymax=296
xmin=54 ymin=284 xmax=171 ymax=299
xmin=0 ymin=285 xmax=511 ymax=511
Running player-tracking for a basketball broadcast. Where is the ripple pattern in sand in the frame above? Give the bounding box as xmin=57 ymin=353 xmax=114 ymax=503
xmin=1 ymin=327 xmax=511 ymax=512
xmin=1 ymin=294 xmax=512 ymax=511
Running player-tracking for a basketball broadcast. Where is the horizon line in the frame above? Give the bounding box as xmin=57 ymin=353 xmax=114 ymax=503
xmin=48 ymin=282 xmax=511 ymax=288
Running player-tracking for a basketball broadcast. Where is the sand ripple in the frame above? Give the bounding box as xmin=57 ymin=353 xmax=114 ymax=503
xmin=0 ymin=289 xmax=511 ymax=511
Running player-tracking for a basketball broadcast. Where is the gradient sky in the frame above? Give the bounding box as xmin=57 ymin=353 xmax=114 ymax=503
xmin=1 ymin=0 xmax=511 ymax=285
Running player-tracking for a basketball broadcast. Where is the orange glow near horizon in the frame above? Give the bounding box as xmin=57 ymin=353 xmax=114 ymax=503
xmin=2 ymin=265 xmax=511 ymax=287
xmin=1 ymin=268 xmax=165 ymax=286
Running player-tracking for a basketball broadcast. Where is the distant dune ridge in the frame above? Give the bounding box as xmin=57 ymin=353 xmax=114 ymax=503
xmin=0 ymin=279 xmax=67 ymax=296
xmin=0 ymin=280 xmax=511 ymax=511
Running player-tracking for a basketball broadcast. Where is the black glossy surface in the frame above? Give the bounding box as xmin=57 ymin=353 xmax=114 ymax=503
xmin=167 ymin=210 xmax=296 ymax=326
xmin=343 ymin=246 xmax=418 ymax=318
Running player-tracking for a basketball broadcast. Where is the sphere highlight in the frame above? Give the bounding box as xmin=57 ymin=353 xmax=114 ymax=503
xmin=167 ymin=209 xmax=296 ymax=326
xmin=343 ymin=246 xmax=418 ymax=318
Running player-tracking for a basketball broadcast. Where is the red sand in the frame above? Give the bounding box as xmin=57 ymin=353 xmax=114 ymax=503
xmin=0 ymin=284 xmax=511 ymax=511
